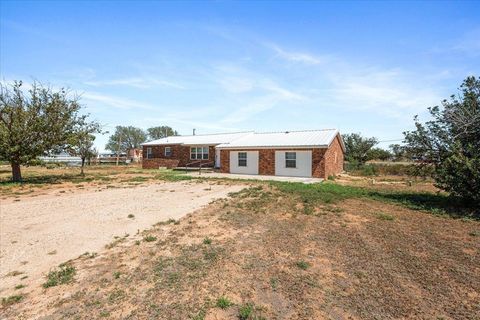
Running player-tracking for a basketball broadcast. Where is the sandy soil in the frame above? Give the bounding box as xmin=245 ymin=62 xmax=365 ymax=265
xmin=3 ymin=184 xmax=478 ymax=320
xmin=0 ymin=180 xmax=243 ymax=296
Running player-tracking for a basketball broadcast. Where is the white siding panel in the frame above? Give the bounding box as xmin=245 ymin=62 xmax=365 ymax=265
xmin=230 ymin=151 xmax=259 ymax=175
xmin=275 ymin=151 xmax=312 ymax=177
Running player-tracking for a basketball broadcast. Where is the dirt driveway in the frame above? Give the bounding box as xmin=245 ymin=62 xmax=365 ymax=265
xmin=0 ymin=180 xmax=243 ymax=295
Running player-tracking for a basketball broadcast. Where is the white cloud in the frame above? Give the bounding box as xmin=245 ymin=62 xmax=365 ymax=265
xmin=268 ymin=43 xmax=329 ymax=65
xmin=219 ymin=77 xmax=254 ymax=93
xmin=84 ymin=77 xmax=185 ymax=89
xmin=259 ymin=42 xmax=443 ymax=119
xmin=324 ymin=67 xmax=442 ymax=119
xmin=82 ymin=92 xmax=156 ymax=110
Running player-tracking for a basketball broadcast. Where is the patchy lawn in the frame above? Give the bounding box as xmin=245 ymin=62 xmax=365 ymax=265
xmin=0 ymin=165 xmax=194 ymax=201
xmin=2 ymin=180 xmax=478 ymax=319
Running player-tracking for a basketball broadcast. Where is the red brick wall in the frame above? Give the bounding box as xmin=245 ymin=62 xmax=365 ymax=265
xmin=142 ymin=144 xmax=215 ymax=169
xmin=312 ymin=148 xmax=327 ymax=178
xmin=323 ymin=134 xmax=344 ymax=178
xmin=143 ymin=158 xmax=180 ymax=169
xmin=259 ymin=149 xmax=275 ymax=175
xmin=220 ymin=149 xmax=230 ymax=173
xmin=218 ymin=143 xmax=344 ymax=179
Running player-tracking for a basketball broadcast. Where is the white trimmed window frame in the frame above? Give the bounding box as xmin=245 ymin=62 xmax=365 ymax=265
xmin=190 ymin=146 xmax=209 ymax=160
xmin=146 ymin=147 xmax=153 ymax=159
xmin=165 ymin=147 xmax=172 ymax=157
xmin=285 ymin=152 xmax=296 ymax=168
xmin=238 ymin=152 xmax=247 ymax=167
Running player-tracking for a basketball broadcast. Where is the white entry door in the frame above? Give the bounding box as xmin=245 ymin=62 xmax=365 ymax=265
xmin=215 ymin=149 xmax=221 ymax=168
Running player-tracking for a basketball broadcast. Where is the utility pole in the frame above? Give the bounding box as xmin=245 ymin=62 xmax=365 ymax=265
xmin=116 ymin=134 xmax=122 ymax=166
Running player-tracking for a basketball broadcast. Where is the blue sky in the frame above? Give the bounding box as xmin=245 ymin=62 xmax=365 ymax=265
xmin=1 ymin=1 xmax=479 ymax=151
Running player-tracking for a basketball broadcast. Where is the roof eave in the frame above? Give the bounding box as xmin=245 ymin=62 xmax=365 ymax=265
xmin=216 ymin=145 xmax=329 ymax=149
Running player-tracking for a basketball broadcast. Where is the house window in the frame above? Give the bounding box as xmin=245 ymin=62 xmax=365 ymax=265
xmin=146 ymin=147 xmax=153 ymax=159
xmin=285 ymin=152 xmax=296 ymax=168
xmin=165 ymin=147 xmax=172 ymax=157
xmin=238 ymin=152 xmax=247 ymax=167
xmin=190 ymin=147 xmax=209 ymax=160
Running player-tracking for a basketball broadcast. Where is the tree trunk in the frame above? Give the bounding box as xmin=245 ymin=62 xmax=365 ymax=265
xmin=81 ymin=158 xmax=85 ymax=176
xmin=11 ymin=162 xmax=22 ymax=182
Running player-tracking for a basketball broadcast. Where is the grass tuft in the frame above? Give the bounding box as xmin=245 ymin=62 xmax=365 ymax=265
xmin=143 ymin=235 xmax=157 ymax=242
xmin=296 ymin=260 xmax=310 ymax=270
xmin=376 ymin=212 xmax=395 ymax=221
xmin=43 ymin=264 xmax=76 ymax=288
xmin=216 ymin=296 xmax=233 ymax=309
xmin=238 ymin=303 xmax=254 ymax=320
xmin=1 ymin=295 xmax=24 ymax=307
xmin=203 ymin=237 xmax=212 ymax=245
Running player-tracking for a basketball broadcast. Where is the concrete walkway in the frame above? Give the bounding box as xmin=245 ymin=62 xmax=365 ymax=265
xmin=187 ymin=171 xmax=323 ymax=184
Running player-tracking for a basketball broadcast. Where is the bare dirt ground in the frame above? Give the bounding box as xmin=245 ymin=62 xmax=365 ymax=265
xmin=0 ymin=179 xmax=244 ymax=299
xmin=1 ymin=174 xmax=478 ymax=320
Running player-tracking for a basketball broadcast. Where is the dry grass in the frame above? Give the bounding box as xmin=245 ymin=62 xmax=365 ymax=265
xmin=2 ymin=178 xmax=479 ymax=319
xmin=0 ymin=165 xmax=194 ymax=201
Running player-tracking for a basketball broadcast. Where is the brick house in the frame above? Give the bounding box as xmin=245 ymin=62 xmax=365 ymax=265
xmin=142 ymin=129 xmax=345 ymax=179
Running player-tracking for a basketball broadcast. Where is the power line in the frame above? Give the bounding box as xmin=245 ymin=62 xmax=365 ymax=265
xmin=377 ymin=139 xmax=403 ymax=143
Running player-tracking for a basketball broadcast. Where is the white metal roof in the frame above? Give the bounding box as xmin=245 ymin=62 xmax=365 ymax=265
xmin=216 ymin=129 xmax=344 ymax=150
xmin=142 ymin=131 xmax=252 ymax=146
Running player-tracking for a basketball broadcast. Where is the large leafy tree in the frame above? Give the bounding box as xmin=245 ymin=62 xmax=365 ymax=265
xmin=67 ymin=121 xmax=101 ymax=175
xmin=366 ymin=147 xmax=392 ymax=161
xmin=389 ymin=144 xmax=405 ymax=161
xmin=147 ymin=126 xmax=178 ymax=140
xmin=343 ymin=133 xmax=378 ymax=165
xmin=0 ymin=81 xmax=89 ymax=182
xmin=105 ymin=126 xmax=147 ymax=153
xmin=403 ymin=76 xmax=480 ymax=206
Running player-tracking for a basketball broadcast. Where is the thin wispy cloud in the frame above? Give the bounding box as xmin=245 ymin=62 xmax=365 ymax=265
xmin=145 ymin=116 xmax=238 ymax=132
xmin=267 ymin=43 xmax=329 ymax=65
xmin=259 ymin=42 xmax=442 ymax=119
xmin=82 ymin=92 xmax=156 ymax=110
xmin=84 ymin=77 xmax=185 ymax=90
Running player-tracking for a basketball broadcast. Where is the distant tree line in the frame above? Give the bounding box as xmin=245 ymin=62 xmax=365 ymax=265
xmin=104 ymin=125 xmax=178 ymax=153
xmin=342 ymin=133 xmax=406 ymax=165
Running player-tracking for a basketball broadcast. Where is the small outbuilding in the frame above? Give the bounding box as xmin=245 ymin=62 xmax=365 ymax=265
xmin=142 ymin=129 xmax=345 ymax=179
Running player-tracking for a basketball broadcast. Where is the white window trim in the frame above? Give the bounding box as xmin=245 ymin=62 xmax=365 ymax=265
xmin=165 ymin=147 xmax=172 ymax=157
xmin=190 ymin=146 xmax=209 ymax=160
xmin=285 ymin=152 xmax=296 ymax=168
xmin=238 ymin=152 xmax=247 ymax=167
xmin=146 ymin=147 xmax=153 ymax=159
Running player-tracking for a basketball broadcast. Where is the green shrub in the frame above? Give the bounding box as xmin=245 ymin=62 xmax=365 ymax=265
xmin=361 ymin=165 xmax=377 ymax=176
xmin=296 ymin=260 xmax=310 ymax=270
xmin=216 ymin=296 xmax=233 ymax=309
xmin=43 ymin=264 xmax=76 ymax=288
xmin=376 ymin=212 xmax=395 ymax=221
xmin=238 ymin=303 xmax=254 ymax=320
xmin=143 ymin=235 xmax=157 ymax=242
xmin=1 ymin=295 xmax=23 ymax=306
